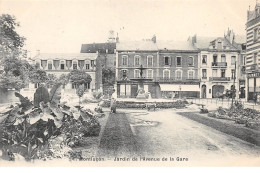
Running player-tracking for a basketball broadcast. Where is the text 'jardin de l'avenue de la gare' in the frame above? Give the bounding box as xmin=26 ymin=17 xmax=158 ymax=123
xmin=82 ymin=157 xmax=189 ymax=162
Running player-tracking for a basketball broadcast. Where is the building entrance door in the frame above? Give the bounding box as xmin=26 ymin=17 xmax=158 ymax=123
xmin=201 ymin=85 xmax=206 ymax=98
xmin=131 ymin=84 xmax=138 ymax=98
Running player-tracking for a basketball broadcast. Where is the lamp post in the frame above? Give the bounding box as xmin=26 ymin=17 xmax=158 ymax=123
xmin=179 ymin=85 xmax=182 ymax=99
xmin=124 ymin=77 xmax=128 ymax=96
xmin=231 ymin=61 xmax=236 ymax=107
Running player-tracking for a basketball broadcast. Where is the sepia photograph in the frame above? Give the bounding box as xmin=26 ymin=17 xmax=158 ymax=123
xmin=0 ymin=0 xmax=260 ymax=167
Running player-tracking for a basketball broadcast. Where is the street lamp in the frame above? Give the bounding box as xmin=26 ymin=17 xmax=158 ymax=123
xmin=123 ymin=77 xmax=128 ymax=97
xmin=179 ymin=85 xmax=182 ymax=99
xmin=232 ymin=61 xmax=237 ymax=105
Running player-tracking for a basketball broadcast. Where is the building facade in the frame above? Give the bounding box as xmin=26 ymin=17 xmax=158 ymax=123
xmin=115 ymin=37 xmax=200 ymax=98
xmin=246 ymin=3 xmax=260 ymax=102
xmin=28 ymin=53 xmax=98 ymax=92
xmin=189 ymin=32 xmax=244 ymax=99
xmin=81 ymin=30 xmax=117 ymax=95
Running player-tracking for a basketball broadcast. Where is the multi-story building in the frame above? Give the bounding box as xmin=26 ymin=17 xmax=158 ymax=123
xmin=246 ymin=3 xmax=260 ymax=102
xmin=28 ymin=53 xmax=99 ymax=92
xmin=115 ymin=36 xmax=200 ymax=98
xmin=189 ymin=31 xmax=241 ymax=98
xmin=116 ymin=38 xmax=159 ymax=98
xmin=81 ymin=30 xmax=117 ymax=95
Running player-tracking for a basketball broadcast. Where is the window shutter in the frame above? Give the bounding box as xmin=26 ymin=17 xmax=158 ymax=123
xmin=169 ymin=56 xmax=171 ymax=65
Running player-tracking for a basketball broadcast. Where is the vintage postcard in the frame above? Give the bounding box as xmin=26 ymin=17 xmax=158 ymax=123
xmin=0 ymin=0 xmax=260 ymax=167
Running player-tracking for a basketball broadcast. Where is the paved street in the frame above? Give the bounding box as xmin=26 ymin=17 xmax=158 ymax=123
xmin=123 ymin=108 xmax=260 ymax=163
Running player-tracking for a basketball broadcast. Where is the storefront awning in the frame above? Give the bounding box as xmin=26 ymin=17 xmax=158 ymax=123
xmin=160 ymin=84 xmax=200 ymax=91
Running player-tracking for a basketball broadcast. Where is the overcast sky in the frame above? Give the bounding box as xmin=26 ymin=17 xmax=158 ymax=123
xmin=0 ymin=0 xmax=257 ymax=56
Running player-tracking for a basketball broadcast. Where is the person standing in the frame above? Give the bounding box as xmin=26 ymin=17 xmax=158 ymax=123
xmin=110 ymin=89 xmax=117 ymax=113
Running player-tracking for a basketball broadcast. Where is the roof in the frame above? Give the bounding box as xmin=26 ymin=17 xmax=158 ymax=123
xmin=191 ymin=36 xmax=216 ymax=49
xmin=157 ymin=40 xmax=196 ymax=51
xmin=80 ymin=43 xmax=116 ymax=54
xmin=32 ymin=53 xmax=98 ymax=61
xmin=116 ymin=40 xmax=158 ymax=51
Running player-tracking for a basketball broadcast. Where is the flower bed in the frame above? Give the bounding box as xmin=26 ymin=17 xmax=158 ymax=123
xmin=99 ymin=99 xmax=188 ymax=109
xmin=207 ymin=101 xmax=260 ymax=130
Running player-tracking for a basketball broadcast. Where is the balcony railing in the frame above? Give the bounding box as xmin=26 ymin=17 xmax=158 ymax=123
xmin=212 ymin=62 xmax=227 ymax=67
xmin=209 ymin=77 xmax=230 ymax=81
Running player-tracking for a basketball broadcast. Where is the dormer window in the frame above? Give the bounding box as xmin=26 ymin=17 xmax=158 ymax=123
xmin=217 ymin=40 xmax=222 ymax=49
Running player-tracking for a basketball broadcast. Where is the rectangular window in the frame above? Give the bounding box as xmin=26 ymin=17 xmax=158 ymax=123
xmin=213 ymin=69 xmax=217 ymax=77
xmin=221 ymin=55 xmax=226 ymax=62
xmin=148 ymin=56 xmax=153 ymax=66
xmin=202 ymin=55 xmax=207 ymax=64
xmin=231 ymin=69 xmax=235 ymax=79
xmin=86 ymin=64 xmax=89 ymax=69
xmin=202 ymin=69 xmax=207 ymax=78
xmin=147 ymin=70 xmax=153 ymax=78
xmin=122 ymin=56 xmax=127 ymax=65
xmin=135 ymin=56 xmax=140 ymax=66
xmin=134 ymin=70 xmax=140 ymax=78
xmin=231 ymin=56 xmax=236 ymax=65
xmin=188 ymin=71 xmax=194 ymax=79
xmin=91 ymin=60 xmax=95 ymax=66
xmin=164 ymin=57 xmax=169 ymax=65
xmin=221 ymin=69 xmax=225 ymax=78
xmin=188 ymin=57 xmax=193 ymax=66
xmin=177 ymin=57 xmax=181 ymax=66
xmin=213 ymin=55 xmax=217 ymax=63
xmin=164 ymin=70 xmax=170 ymax=79
xmin=176 ymin=71 xmax=181 ymax=80
xmin=61 ymin=63 xmax=65 ymax=70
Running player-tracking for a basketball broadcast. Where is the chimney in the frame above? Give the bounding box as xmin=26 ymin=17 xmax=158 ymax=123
xmin=192 ymin=35 xmax=197 ymax=45
xmin=116 ymin=32 xmax=119 ymax=43
xmin=152 ymin=35 xmax=156 ymax=43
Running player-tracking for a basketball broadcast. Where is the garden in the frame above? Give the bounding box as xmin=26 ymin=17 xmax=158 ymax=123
xmin=207 ymin=101 xmax=260 ymax=130
xmin=0 ymin=83 xmax=105 ymax=162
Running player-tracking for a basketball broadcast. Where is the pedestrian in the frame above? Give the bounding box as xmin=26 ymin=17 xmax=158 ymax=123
xmin=110 ymin=89 xmax=117 ymax=113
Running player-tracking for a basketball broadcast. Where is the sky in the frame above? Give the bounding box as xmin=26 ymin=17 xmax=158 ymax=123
xmin=0 ymin=0 xmax=257 ymax=56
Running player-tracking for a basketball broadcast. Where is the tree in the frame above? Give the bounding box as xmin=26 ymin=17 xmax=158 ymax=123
xmin=0 ymin=14 xmax=29 ymax=90
xmin=68 ymin=70 xmax=92 ymax=89
xmin=46 ymin=73 xmax=58 ymax=88
xmin=29 ymin=69 xmax=48 ymax=85
xmin=58 ymin=74 xmax=70 ymax=88
xmin=0 ymin=14 xmax=25 ymax=58
xmin=102 ymin=68 xmax=115 ymax=85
